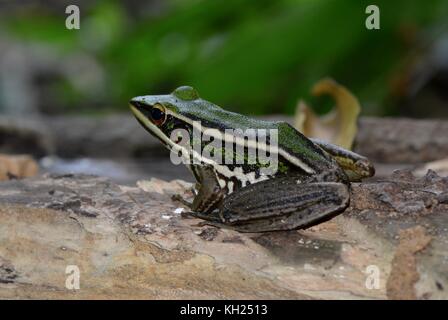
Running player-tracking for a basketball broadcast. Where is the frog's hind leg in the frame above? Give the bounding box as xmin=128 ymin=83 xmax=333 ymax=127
xmin=218 ymin=176 xmax=350 ymax=232
xmin=187 ymin=210 xmax=224 ymax=224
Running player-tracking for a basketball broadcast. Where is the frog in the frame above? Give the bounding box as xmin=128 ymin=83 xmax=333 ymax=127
xmin=129 ymin=86 xmax=374 ymax=232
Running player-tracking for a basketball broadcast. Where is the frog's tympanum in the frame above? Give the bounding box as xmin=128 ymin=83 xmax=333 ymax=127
xmin=130 ymin=86 xmax=374 ymax=232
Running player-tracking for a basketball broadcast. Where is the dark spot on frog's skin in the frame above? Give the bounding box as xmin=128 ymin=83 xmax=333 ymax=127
xmin=436 ymin=281 xmax=444 ymax=291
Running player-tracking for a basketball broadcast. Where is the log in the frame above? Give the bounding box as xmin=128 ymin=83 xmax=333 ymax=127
xmin=356 ymin=117 xmax=448 ymax=163
xmin=0 ymin=171 xmax=446 ymax=299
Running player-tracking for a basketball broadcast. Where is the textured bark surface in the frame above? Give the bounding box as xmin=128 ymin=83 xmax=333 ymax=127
xmin=355 ymin=117 xmax=448 ymax=164
xmin=0 ymin=172 xmax=447 ymax=299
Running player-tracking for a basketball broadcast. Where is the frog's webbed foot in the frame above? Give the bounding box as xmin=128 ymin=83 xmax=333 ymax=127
xmin=218 ymin=177 xmax=350 ymax=233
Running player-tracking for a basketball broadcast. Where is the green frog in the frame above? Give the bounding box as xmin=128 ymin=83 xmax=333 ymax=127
xmin=130 ymin=86 xmax=374 ymax=232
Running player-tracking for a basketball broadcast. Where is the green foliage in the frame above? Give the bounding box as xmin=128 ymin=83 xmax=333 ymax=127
xmin=2 ymin=0 xmax=447 ymax=115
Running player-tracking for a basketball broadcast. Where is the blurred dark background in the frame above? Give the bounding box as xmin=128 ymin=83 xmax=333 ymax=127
xmin=1 ymin=0 xmax=447 ymax=118
xmin=1 ymin=0 xmax=448 ymax=184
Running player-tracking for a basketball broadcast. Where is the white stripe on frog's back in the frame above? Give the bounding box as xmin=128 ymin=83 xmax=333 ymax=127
xmin=168 ymin=112 xmax=316 ymax=174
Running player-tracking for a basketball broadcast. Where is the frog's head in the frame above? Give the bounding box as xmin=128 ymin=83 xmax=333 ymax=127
xmin=129 ymin=86 xmax=221 ymax=152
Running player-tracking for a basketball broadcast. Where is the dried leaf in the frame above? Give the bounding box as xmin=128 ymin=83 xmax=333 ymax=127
xmin=0 ymin=154 xmax=39 ymax=181
xmin=294 ymin=78 xmax=361 ymax=150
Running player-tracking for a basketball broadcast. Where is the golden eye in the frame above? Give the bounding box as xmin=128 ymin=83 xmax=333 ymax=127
xmin=150 ymin=104 xmax=166 ymax=126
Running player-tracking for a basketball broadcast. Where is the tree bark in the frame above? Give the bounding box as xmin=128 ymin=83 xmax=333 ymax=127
xmin=0 ymin=171 xmax=446 ymax=299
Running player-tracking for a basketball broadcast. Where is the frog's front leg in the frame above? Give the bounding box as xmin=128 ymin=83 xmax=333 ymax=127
xmin=173 ymin=164 xmax=226 ymax=220
xmin=198 ymin=175 xmax=350 ymax=232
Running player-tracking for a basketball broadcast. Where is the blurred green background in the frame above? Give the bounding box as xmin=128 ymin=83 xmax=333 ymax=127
xmin=0 ymin=0 xmax=447 ymax=117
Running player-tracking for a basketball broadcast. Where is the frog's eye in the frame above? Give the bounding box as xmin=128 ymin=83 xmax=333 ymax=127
xmin=150 ymin=104 xmax=166 ymax=126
